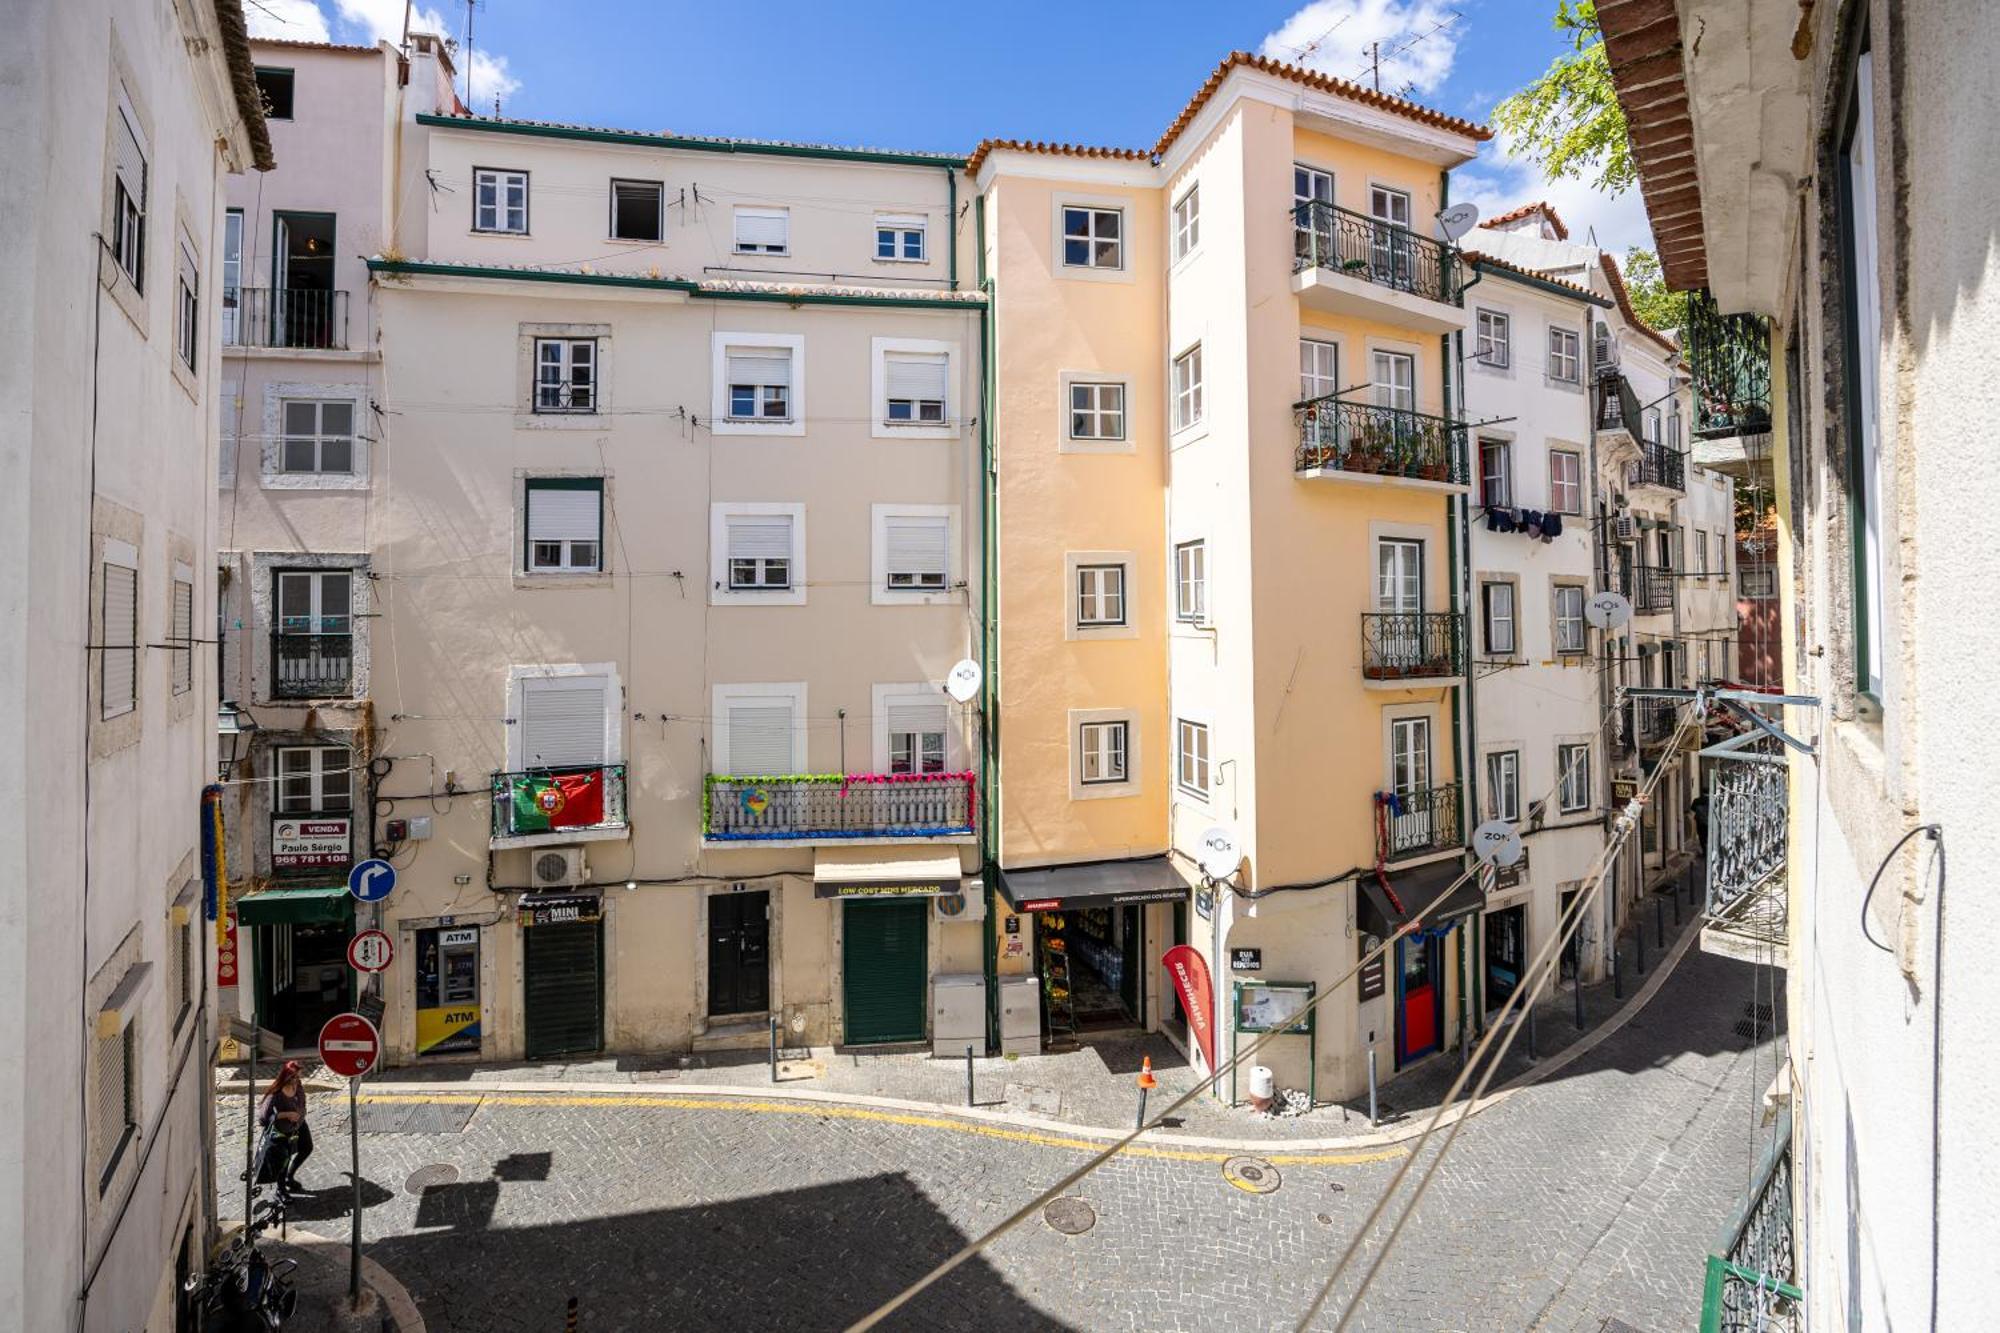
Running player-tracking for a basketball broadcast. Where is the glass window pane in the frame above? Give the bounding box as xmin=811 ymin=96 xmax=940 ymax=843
xmin=319 ymin=437 xmax=352 ymax=473
xmin=283 ymin=401 xmax=318 ymax=435
xmin=282 ymin=439 xmax=317 ymax=472
xmin=320 ymin=401 xmax=353 ymax=436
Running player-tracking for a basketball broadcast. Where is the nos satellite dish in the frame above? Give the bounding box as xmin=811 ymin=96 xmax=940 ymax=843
xmin=943 ymin=658 xmax=983 ymax=703
xmin=1471 ymin=819 xmax=1524 ymax=868
xmin=1437 ymin=202 xmax=1480 ymax=242
xmin=1197 ymin=825 xmax=1241 ymax=881
xmin=1585 ymin=590 xmax=1633 ymax=630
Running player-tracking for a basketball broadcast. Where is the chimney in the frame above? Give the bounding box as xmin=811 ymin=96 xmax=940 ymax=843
xmin=404 ymin=31 xmax=462 ymax=117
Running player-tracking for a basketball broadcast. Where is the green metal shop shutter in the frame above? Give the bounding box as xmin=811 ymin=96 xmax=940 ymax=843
xmin=842 ymin=899 xmax=928 ymax=1045
xmin=523 ymin=919 xmax=602 ymax=1059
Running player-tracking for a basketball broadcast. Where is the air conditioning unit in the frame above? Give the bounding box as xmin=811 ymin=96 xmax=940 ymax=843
xmin=1593 ymin=321 xmax=1619 ymax=371
xmin=935 ymin=888 xmax=987 ymax=924
xmin=530 ymin=847 xmax=588 ymax=888
xmin=1613 ymin=513 xmax=1639 ymax=542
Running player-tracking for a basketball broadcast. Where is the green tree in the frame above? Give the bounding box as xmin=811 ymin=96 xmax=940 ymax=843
xmin=1621 ymin=247 xmax=1687 ymax=339
xmin=1491 ymin=2 xmax=1633 ymax=195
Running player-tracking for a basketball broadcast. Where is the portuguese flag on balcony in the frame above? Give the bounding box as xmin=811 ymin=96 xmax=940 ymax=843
xmin=507 ymin=770 xmax=605 ymax=832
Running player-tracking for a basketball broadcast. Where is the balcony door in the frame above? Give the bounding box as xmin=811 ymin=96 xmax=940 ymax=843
xmin=271 ymin=210 xmax=336 ymax=348
xmin=273 ymin=570 xmax=352 ymax=698
xmin=1388 ymin=716 xmax=1434 ymax=853
xmin=222 ymin=209 xmax=242 ymax=343
xmin=1376 ymin=538 xmax=1425 ymax=672
xmin=1372 ymin=351 xmax=1416 ymax=413
xmin=1369 ymin=186 xmax=1414 ymax=289
xmin=1293 ymin=164 xmax=1334 ymax=263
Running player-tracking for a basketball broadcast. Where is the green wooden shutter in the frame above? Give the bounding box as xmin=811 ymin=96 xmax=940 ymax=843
xmin=842 ymin=899 xmax=928 ymax=1045
xmin=523 ymin=920 xmax=602 ymax=1059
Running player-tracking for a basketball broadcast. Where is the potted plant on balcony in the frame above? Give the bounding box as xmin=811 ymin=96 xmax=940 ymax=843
xmin=1350 ymin=421 xmax=1392 ymax=474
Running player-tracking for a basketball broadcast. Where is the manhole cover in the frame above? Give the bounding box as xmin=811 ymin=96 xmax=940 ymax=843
xmin=404 ymin=1164 xmax=459 ymax=1195
xmin=1042 ymin=1196 xmax=1096 ymax=1235
xmin=1223 ymin=1156 xmax=1281 ymax=1194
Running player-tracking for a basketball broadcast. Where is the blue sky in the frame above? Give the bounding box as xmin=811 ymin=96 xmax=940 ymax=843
xmin=246 ymin=0 xmax=1653 ymax=253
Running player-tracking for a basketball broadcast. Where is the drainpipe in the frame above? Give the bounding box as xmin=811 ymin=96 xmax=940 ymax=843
xmin=946 ymin=168 xmax=959 ymax=291
xmin=975 ymin=191 xmax=998 ymax=1052
xmin=1443 ymin=321 xmax=1476 ymax=1049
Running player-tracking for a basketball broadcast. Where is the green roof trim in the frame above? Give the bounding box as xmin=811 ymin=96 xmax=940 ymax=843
xmin=415 ymin=113 xmax=967 ymax=169
xmin=366 ymin=259 xmax=987 ymax=311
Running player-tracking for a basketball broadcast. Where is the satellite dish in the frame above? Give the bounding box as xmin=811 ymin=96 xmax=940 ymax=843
xmin=943 ymin=659 xmax=983 ymax=703
xmin=1197 ymin=825 xmax=1241 ymax=881
xmin=1471 ymin=819 xmax=1524 ymax=868
xmin=1437 ymin=202 xmax=1480 ymax=242
xmin=1585 ymin=590 xmax=1632 ymax=630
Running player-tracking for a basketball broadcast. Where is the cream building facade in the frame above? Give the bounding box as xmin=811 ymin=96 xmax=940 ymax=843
xmin=0 ymin=2 xmax=269 ymax=1329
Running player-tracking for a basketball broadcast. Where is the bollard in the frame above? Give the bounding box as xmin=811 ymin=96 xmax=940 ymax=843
xmin=1612 ymin=944 xmax=1623 ymax=999
xmin=965 ymin=1044 xmax=975 ymax=1108
xmin=1135 ymin=1056 xmax=1157 ymax=1130
xmin=1526 ymin=997 xmax=1537 ymax=1060
xmin=1656 ymin=895 xmax=1665 ymax=948
xmin=769 ymin=1014 xmax=779 ymax=1084
xmin=1367 ymin=1048 xmax=1379 ymax=1127
xmin=1574 ymin=972 xmax=1585 ymax=1029
xmin=566 ymin=1295 xmax=579 ymax=1332
xmin=1673 ymin=888 xmax=1681 ymax=926
xmin=1635 ymin=927 xmax=1646 ymax=977
xmin=1459 ymin=1011 xmax=1470 ymax=1069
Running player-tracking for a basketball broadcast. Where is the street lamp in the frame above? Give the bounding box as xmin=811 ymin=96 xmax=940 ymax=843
xmin=217 ymin=700 xmax=258 ymax=776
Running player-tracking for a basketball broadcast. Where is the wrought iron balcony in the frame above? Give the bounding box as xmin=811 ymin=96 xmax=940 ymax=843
xmin=1698 ymin=1109 xmax=1799 ymax=1331
xmin=1375 ymin=783 xmax=1462 ymax=861
xmin=703 ymin=771 xmax=975 ymax=842
xmin=271 ymin=633 xmax=353 ymax=699
xmin=1628 ymin=442 xmax=1686 ymax=492
xmin=1361 ymin=612 xmax=1466 ymax=681
xmin=1700 ymin=738 xmax=1790 ymax=968
xmin=1294 ymin=396 xmax=1470 ymax=485
xmin=1632 ymin=564 xmax=1677 ymax=615
xmin=490 ymin=764 xmax=628 ymax=840
xmin=1687 ymin=288 xmax=1772 ymax=441
xmin=1636 ymin=698 xmax=1678 ymax=745
xmin=226 ymin=287 xmax=351 ymax=350
xmin=1292 ymin=201 xmax=1459 ymax=305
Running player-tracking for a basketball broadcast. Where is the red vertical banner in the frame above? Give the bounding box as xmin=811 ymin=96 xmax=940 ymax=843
xmin=1162 ymin=945 xmax=1216 ymax=1071
xmin=217 ymin=908 xmax=239 ymax=990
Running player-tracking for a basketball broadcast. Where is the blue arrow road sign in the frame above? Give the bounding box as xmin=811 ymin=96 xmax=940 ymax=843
xmin=348 ymin=858 xmax=397 ymax=903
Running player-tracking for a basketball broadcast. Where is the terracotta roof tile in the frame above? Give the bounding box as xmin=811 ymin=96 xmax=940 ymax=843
xmin=1153 ymin=52 xmax=1492 ymax=157
xmin=964 ymin=139 xmax=1151 ymax=173
xmin=247 ymin=37 xmax=383 ymax=53
xmin=1478 ymin=200 xmax=1570 ymax=240
xmin=1598 ymin=251 xmax=1682 ymax=356
xmin=1460 ymin=250 xmax=1608 ymax=304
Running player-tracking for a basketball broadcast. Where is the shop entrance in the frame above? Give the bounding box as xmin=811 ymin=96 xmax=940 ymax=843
xmin=1484 ymin=904 xmax=1526 ymax=1017
xmin=1048 ymin=904 xmax=1145 ymax=1031
xmin=842 ymin=898 xmax=927 ymax=1045
xmin=1396 ymin=931 xmax=1444 ymax=1065
xmin=1559 ymin=890 xmax=1581 ymax=980
xmin=253 ymin=921 xmax=351 ymax=1050
xmin=707 ymin=889 xmax=771 ymax=1018
xmin=523 ymin=910 xmax=603 ymax=1060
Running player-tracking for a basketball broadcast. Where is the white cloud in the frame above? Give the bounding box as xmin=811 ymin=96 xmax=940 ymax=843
xmin=333 ymin=0 xmax=446 ymax=44
xmin=1453 ymin=135 xmax=1656 ymax=258
xmin=1261 ymin=0 xmax=1463 ymax=96
xmin=463 ymin=50 xmax=522 ymax=109
xmin=245 ymin=0 xmax=332 ymax=42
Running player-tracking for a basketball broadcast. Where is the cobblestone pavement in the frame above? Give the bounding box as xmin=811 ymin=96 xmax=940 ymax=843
xmin=217 ymin=937 xmax=1785 ymax=1332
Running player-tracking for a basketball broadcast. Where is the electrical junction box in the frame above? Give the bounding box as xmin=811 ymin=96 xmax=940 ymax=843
xmin=998 ymin=974 xmax=1040 ymax=1057
xmin=407 ymin=816 xmax=433 ymax=840
xmin=931 ymin=974 xmax=986 ymax=1058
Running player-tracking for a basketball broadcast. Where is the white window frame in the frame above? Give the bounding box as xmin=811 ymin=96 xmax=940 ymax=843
xmin=1079 ymin=720 xmax=1129 ymax=786
xmin=274 ymin=744 xmax=353 ymax=814
xmin=1694 ymin=530 xmax=1709 ymax=574
xmin=1060 ymin=204 xmax=1123 ymax=271
xmin=523 ymin=477 xmax=605 ymax=574
xmin=1557 ymin=742 xmax=1592 ymax=814
xmin=870 ymin=337 xmax=958 ymax=440
xmin=1171 ymin=184 xmax=1200 ymax=262
xmin=1549 ymin=448 xmax=1582 ymax=514
xmin=1176 ymin=718 xmax=1212 ymax=801
xmin=506 ymin=663 xmax=624 ymax=771
xmin=277 ymin=398 xmax=357 ymax=475
xmin=710 ymin=333 xmax=806 ymax=437
xmin=709 ymin=681 xmax=805 ymax=776
xmin=1300 ymin=337 xmax=1339 ymax=404
xmin=111 ymin=88 xmax=148 ymax=292
xmin=872 ymin=682 xmax=955 ymax=775
xmin=1484 ymin=749 xmax=1521 ymax=822
xmin=1069 ymin=707 xmax=1139 ymax=799
xmin=1481 ymin=579 xmax=1517 ymax=657
xmin=733 ymin=205 xmax=790 ymax=255
xmin=874 ymin=212 xmax=926 ymax=263
xmin=871 ymin=504 xmax=958 ymax=607
xmin=1548 ymin=326 xmax=1581 ymax=384
xmin=711 ymin=502 xmax=807 ymax=606
xmin=175 ymin=231 xmax=199 ymax=374
xmin=99 ymin=539 xmax=139 ymax=722
xmin=1076 ymin=564 xmax=1126 ymax=627
xmin=533 ymin=337 xmax=598 ymax=414
xmin=609 ymin=178 xmax=665 ymax=242
xmin=1370 ymin=347 xmax=1417 ymax=412
xmin=1171 ymin=343 xmax=1203 ymax=434
xmin=1058 ymin=371 xmax=1133 ymax=454
xmin=1474 ymin=308 xmax=1511 ymax=368
xmin=473 ymin=167 xmax=529 ymax=234
xmin=1065 ymin=550 xmax=1136 ymax=640
xmin=1175 ymin=540 xmax=1207 ymax=624
xmin=1479 ymin=438 xmax=1513 ymax=509
xmin=1553 ymin=583 xmax=1587 ymax=655
xmin=170 ymin=567 xmax=194 ymax=695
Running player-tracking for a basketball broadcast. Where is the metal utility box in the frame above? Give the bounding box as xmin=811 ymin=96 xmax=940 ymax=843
xmin=998 ymin=974 xmax=1041 ymax=1056
xmin=931 ymin=973 xmax=986 ymax=1058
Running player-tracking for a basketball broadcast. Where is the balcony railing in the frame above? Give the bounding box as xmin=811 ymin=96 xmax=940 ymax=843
xmin=1361 ymin=612 xmax=1466 ymax=681
xmin=1628 ymin=442 xmax=1686 ymax=492
xmin=271 ymin=633 xmax=353 ymax=699
xmin=1699 ymin=1109 xmax=1799 ymax=1332
xmin=1292 ymin=201 xmax=1459 ymax=305
xmin=1294 ymin=396 xmax=1470 ymax=485
xmin=1375 ymin=783 xmax=1462 ymax=861
xmin=226 ymin=287 xmax=351 ymax=350
xmin=704 ymin=771 xmax=975 ymax=842
xmin=1636 ymin=698 xmax=1678 ymax=745
xmin=490 ymin=764 xmax=628 ymax=839
xmin=1632 ymin=564 xmax=1677 ymax=615
xmin=1596 ymin=379 xmax=1629 ymax=432
xmin=1687 ymin=289 xmax=1772 ymax=441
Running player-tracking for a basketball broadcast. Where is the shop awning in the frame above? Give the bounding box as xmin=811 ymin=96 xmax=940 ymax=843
xmin=234 ymin=883 xmax=354 ymax=926
xmin=1356 ymin=859 xmax=1482 ymax=939
xmin=812 ymin=845 xmax=964 ymax=899
xmin=997 ymin=856 xmax=1192 ymax=912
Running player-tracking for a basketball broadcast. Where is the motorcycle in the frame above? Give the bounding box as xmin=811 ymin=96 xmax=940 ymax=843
xmin=187 ymin=1197 xmax=300 ymax=1328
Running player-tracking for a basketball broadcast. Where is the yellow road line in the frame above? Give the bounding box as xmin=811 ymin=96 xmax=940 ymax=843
xmin=355 ymin=1090 xmax=1405 ymax=1166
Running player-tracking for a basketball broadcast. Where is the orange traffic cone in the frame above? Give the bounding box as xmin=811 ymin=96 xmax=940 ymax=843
xmin=1137 ymin=1056 xmax=1158 ymax=1091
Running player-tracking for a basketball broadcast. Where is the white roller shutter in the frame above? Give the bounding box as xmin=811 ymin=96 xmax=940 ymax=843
xmin=884 ymin=517 xmax=948 ymax=583
xmin=886 ymin=700 xmax=948 ymax=740
xmin=113 ymin=94 xmax=147 ymax=202
xmin=527 ymin=487 xmax=600 ymax=543
xmin=735 ymin=209 xmax=788 ymax=250
xmin=101 ymin=558 xmax=137 ymax=719
xmin=519 ymin=676 xmax=608 ymax=768
xmin=884 ymin=354 xmax=947 ymax=404
xmin=725 ymin=701 xmax=795 ymax=776
xmin=727 ymin=515 xmax=792 ymax=561
xmin=724 ymin=350 xmax=790 ymax=389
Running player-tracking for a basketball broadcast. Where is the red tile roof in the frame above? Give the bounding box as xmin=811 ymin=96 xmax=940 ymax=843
xmin=1460 ymin=250 xmax=1608 ymax=304
xmin=1594 ymin=0 xmax=1705 ymax=289
xmin=964 ymin=139 xmax=1151 ymax=173
xmin=246 ymin=37 xmax=383 ymax=53
xmin=1478 ymin=201 xmax=1570 ymax=240
xmin=1598 ymin=252 xmax=1682 ymax=356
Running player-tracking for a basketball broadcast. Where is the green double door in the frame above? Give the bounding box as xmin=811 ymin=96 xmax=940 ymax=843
xmin=842 ymin=899 xmax=928 ymax=1045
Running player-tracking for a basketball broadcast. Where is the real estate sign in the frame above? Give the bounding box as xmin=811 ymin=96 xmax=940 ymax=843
xmin=272 ymin=816 xmax=351 ymax=869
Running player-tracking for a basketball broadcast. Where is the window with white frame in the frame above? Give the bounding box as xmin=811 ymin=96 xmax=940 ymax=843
xmin=1694 ymin=530 xmax=1709 ymax=573
xmin=1554 ymin=584 xmax=1586 ymax=655
xmin=1176 ymin=719 xmax=1210 ymax=797
xmin=886 ymin=697 xmax=948 ymax=774
xmin=1668 ymin=403 xmax=1683 ymax=449
xmin=524 ymin=478 xmax=604 ymax=573
xmin=1557 ymin=742 xmax=1592 ymax=813
xmin=222 ymin=210 xmax=242 ymax=343
xmin=734 ymin=206 xmax=789 ymax=254
xmin=610 ymin=179 xmax=663 ymax=241
xmin=275 ymin=569 xmax=352 ymax=636
xmin=111 ymin=89 xmax=147 ymax=291
xmin=726 ymin=346 xmax=793 ymax=420
xmin=716 ymin=686 xmax=799 ymax=776
xmin=534 ymin=338 xmax=598 ymax=413
xmin=876 ymin=213 xmax=925 ymax=261
xmin=276 ymin=745 xmax=352 ymax=814
xmin=882 ymin=513 xmax=950 ymax=591
xmin=1061 ymin=205 xmax=1122 ymax=269
xmin=1475 ymin=309 xmax=1510 ymax=367
xmin=725 ymin=513 xmax=795 ymax=591
xmin=175 ymin=234 xmax=199 ymax=372
xmin=883 ymin=350 xmax=948 ymax=424
xmin=1548 ymin=327 xmax=1581 ymax=383
xmin=1481 ymin=580 xmax=1516 ymax=656
xmin=1076 ymin=563 xmax=1126 ymax=628
xmin=101 ymin=550 xmax=138 ymax=721
xmin=1372 ymin=350 xmax=1416 ymax=411
xmin=171 ymin=908 xmax=193 ymax=1028
xmin=516 ymin=672 xmax=615 ymax=770
xmin=1485 ymin=750 xmax=1520 ymax=822
xmin=473 ymin=168 xmax=528 ymax=233
xmin=1079 ymin=720 xmax=1128 ymax=785
xmin=1842 ymin=41 xmax=1884 ymax=700
xmin=279 ymin=399 xmax=355 ymax=474
xmin=170 ymin=574 xmax=194 ymax=694
xmin=1300 ymin=338 xmax=1338 ymax=403
xmin=1479 ymin=438 xmax=1512 ymax=508
xmin=1068 ymin=381 xmax=1125 ymax=441
xmin=1171 ymin=185 xmax=1199 ymax=261
xmin=1644 ymin=408 xmax=1661 ymax=444
xmin=1549 ymin=448 xmax=1582 ymax=514
xmin=1172 ymin=344 xmax=1203 ymax=431
xmin=1175 ymin=541 xmax=1207 ymax=622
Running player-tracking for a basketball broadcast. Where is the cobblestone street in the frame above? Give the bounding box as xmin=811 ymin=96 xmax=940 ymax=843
xmin=219 ymin=945 xmax=1784 ymax=1332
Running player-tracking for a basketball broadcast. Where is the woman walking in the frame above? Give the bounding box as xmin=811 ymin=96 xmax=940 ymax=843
xmin=258 ymin=1060 xmax=314 ymax=1194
